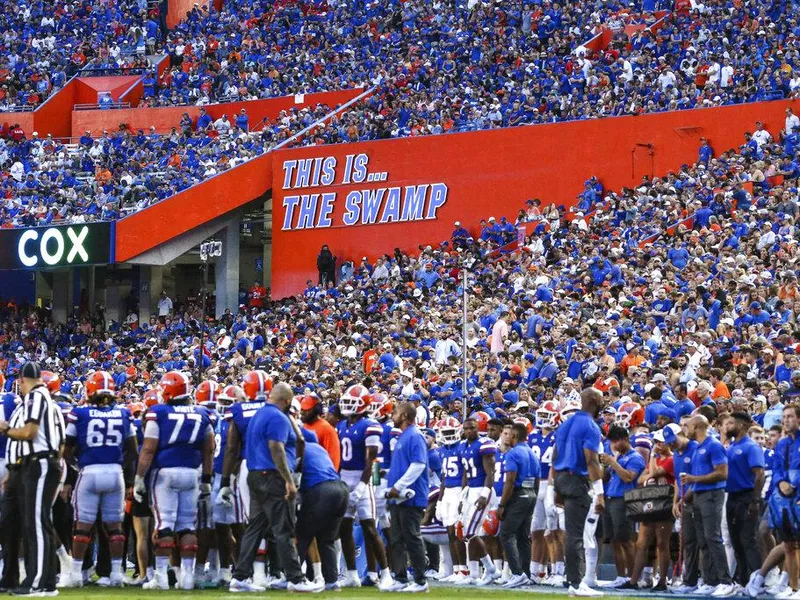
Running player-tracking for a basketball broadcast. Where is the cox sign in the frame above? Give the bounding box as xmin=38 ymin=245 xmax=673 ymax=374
xmin=0 ymin=223 xmax=112 ymax=270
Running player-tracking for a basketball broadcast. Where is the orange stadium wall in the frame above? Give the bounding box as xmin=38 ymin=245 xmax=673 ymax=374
xmin=167 ymin=0 xmax=195 ymax=28
xmin=72 ymin=88 xmax=363 ymax=135
xmin=115 ymin=153 xmax=273 ymax=261
xmin=1 ymin=113 xmax=34 ymax=134
xmin=269 ymin=99 xmax=799 ymax=298
xmin=32 ymin=79 xmax=79 ymax=139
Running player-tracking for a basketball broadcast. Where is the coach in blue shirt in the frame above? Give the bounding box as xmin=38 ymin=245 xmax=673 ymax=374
xmin=723 ymin=412 xmax=765 ymax=588
xmin=552 ymin=388 xmax=605 ymax=593
xmin=497 ymin=422 xmax=539 ymax=586
xmin=296 ymin=432 xmax=349 ymax=588
xmin=231 ymin=383 xmax=320 ymax=593
xmin=386 ymin=402 xmax=430 ymax=592
xmin=681 ymin=415 xmax=733 ymax=593
xmin=602 ymin=425 xmax=646 ymax=570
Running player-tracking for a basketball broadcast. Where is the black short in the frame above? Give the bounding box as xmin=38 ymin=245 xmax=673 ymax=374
xmin=602 ymin=497 xmax=632 ymax=542
xmin=131 ymin=497 xmax=152 ymax=518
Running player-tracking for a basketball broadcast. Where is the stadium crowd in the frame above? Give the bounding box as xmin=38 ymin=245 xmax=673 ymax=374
xmin=0 ymin=104 xmax=332 ymax=225
xmin=3 ymin=0 xmax=800 ymax=225
xmin=0 ymin=0 xmax=163 ymax=112
xmin=0 ymin=102 xmax=797 ymax=594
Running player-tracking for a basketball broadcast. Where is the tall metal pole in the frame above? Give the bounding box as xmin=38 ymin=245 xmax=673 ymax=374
xmin=462 ymin=267 xmax=468 ymax=424
xmin=198 ymin=259 xmax=208 ymax=386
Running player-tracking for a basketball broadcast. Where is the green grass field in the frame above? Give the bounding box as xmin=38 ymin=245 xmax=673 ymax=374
xmin=48 ymin=586 xmax=653 ymax=600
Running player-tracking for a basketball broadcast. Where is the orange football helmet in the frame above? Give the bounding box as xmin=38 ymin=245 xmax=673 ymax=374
xmin=143 ymin=388 xmax=161 ymax=408
xmin=536 ymin=400 xmax=561 ymax=429
xmin=615 ymin=401 xmax=645 ymax=429
xmin=196 ymin=380 xmax=221 ymax=405
xmin=514 ymin=416 xmax=533 ymax=435
xmin=469 ymin=410 xmax=490 ymax=433
xmin=218 ymin=384 xmax=245 ymax=408
xmin=85 ymin=371 xmax=115 ymax=398
xmin=437 ymin=416 xmax=462 ymax=445
xmin=159 ymin=371 xmax=191 ymax=402
xmin=340 ymin=384 xmax=371 ymax=417
xmin=483 ymin=510 xmax=500 ymax=536
xmin=242 ymin=370 xmax=272 ymax=400
xmin=41 ymin=370 xmax=61 ymax=394
xmin=369 ymin=393 xmax=394 ymax=421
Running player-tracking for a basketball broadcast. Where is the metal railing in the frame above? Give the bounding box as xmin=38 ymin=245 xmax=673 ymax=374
xmin=74 ymin=102 xmax=132 ymax=111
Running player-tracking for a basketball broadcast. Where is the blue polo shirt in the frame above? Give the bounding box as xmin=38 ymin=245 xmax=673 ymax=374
xmin=504 ymin=442 xmax=540 ymax=488
xmin=607 ymin=448 xmax=646 ymax=498
xmin=387 ymin=425 xmax=429 ymax=508
xmin=553 ymin=411 xmax=602 ymax=476
xmin=726 ymin=435 xmax=765 ymax=493
xmin=301 ymin=441 xmax=340 ymax=491
xmin=245 ymin=403 xmax=297 ymax=472
xmin=690 ymin=435 xmax=728 ymax=492
xmin=674 ymin=440 xmax=698 ymax=498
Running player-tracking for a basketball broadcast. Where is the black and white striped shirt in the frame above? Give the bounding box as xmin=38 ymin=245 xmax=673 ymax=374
xmin=5 ymin=385 xmax=64 ymax=463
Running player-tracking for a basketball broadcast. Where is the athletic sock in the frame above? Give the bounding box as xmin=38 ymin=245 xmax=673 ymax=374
xmin=312 ymin=563 xmax=323 ymax=581
xmin=479 ymin=555 xmax=495 ymax=573
xmin=468 ymin=560 xmax=480 ymax=579
xmin=181 ymin=556 xmax=196 ymax=575
xmin=155 ymin=555 xmax=170 ymax=580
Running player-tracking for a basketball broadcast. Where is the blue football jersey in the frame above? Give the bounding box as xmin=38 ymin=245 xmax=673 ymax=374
xmin=132 ymin=417 xmax=144 ymax=449
xmin=428 ymin=446 xmax=443 ymax=489
xmin=336 ymin=416 xmax=383 ymax=471
xmin=440 ymin=442 xmax=464 ymax=488
xmin=66 ymin=405 xmax=134 ymax=468
xmin=0 ymin=393 xmax=18 ymax=458
xmin=145 ymin=403 xmax=212 ymax=469
xmin=764 ymin=448 xmax=775 ymax=499
xmin=214 ymin=416 xmax=229 ymax=475
xmin=493 ymin=450 xmax=506 ymax=496
xmin=460 ymin=436 xmax=498 ymax=488
xmin=224 ymin=400 xmax=266 ymax=459
xmin=528 ymin=429 xmax=556 ymax=479
xmin=378 ymin=421 xmax=400 ymax=468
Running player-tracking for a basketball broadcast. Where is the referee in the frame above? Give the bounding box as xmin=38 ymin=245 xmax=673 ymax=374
xmin=0 ymin=361 xmax=64 ymax=596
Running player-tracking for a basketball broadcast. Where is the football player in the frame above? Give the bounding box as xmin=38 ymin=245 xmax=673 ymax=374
xmin=458 ymin=414 xmax=500 ymax=585
xmin=435 ymin=416 xmax=469 ymax=584
xmin=193 ymin=380 xmax=221 ymax=588
xmin=529 ymin=399 xmax=564 ymax=585
xmin=212 ymin=384 xmax=246 ymax=586
xmin=127 ymin=388 xmax=160 ymax=585
xmin=368 ymin=393 xmax=399 ymax=584
xmin=218 ymin=371 xmax=271 ymax=586
xmin=134 ymin=371 xmax=214 ymax=590
xmin=63 ymin=370 xmax=138 ymax=588
xmin=336 ymin=385 xmax=394 ymax=590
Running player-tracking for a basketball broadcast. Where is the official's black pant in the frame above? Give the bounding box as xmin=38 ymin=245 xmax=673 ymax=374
xmin=554 ymin=471 xmax=591 ymax=588
xmin=232 ymin=470 xmax=303 ymax=584
xmin=388 ymin=504 xmax=427 ymax=585
xmin=21 ymin=457 xmax=61 ymax=591
xmin=727 ymin=490 xmax=761 ymax=586
xmin=0 ymin=468 xmax=23 ymax=588
xmin=499 ymin=488 xmax=535 ymax=576
xmin=296 ymin=480 xmax=348 ymax=584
